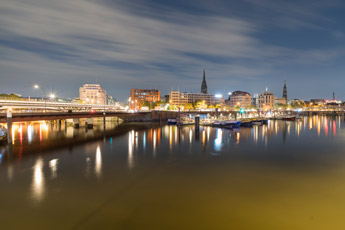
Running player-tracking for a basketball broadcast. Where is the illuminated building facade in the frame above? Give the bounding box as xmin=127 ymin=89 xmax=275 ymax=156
xmin=258 ymin=91 xmax=275 ymax=110
xmin=227 ymin=91 xmax=252 ymax=107
xmin=130 ymin=89 xmax=160 ymax=110
xmin=169 ymin=91 xmax=218 ymax=106
xmin=79 ymin=84 xmax=108 ymax=105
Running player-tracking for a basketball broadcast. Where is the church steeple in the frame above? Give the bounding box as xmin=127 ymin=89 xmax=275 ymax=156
xmin=201 ymin=69 xmax=207 ymax=94
xmin=283 ymin=80 xmax=287 ymax=100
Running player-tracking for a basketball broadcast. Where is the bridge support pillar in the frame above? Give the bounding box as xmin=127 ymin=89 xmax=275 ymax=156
xmin=160 ymin=111 xmax=162 ymax=125
xmin=195 ymin=116 xmax=200 ymax=130
xmin=85 ymin=118 xmax=93 ymax=129
xmin=103 ymin=113 xmax=106 ymax=129
xmin=73 ymin=118 xmax=80 ymax=128
xmin=6 ymin=110 xmax=12 ymax=144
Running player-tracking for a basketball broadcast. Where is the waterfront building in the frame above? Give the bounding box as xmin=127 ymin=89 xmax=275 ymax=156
xmin=79 ymin=84 xmax=108 ymax=105
xmin=226 ymin=91 xmax=252 ymax=108
xmin=201 ymin=70 xmax=208 ymax=94
xmin=130 ymin=89 xmax=160 ymax=110
xmin=258 ymin=91 xmax=275 ymax=110
xmin=169 ymin=91 xmax=218 ymax=107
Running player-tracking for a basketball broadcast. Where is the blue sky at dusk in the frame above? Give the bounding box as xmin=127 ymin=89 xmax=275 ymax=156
xmin=1 ymin=0 xmax=345 ymax=101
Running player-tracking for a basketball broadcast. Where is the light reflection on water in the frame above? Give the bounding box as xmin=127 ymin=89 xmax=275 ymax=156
xmin=32 ymin=158 xmax=45 ymax=203
xmin=1 ymin=116 xmax=345 ymax=229
xmin=95 ymin=146 xmax=102 ymax=178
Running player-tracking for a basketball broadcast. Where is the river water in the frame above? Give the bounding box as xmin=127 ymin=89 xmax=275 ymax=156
xmin=1 ymin=116 xmax=345 ymax=229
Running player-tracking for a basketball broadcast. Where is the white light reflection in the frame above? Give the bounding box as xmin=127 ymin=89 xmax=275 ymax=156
xmin=95 ymin=146 xmax=102 ymax=177
xmin=214 ymin=128 xmax=223 ymax=151
xmin=49 ymin=159 xmax=59 ymax=179
xmin=128 ymin=131 xmax=134 ymax=169
xmin=27 ymin=125 xmax=33 ymax=143
xmin=207 ymin=127 xmax=210 ymax=142
xmin=189 ymin=129 xmax=192 ymax=144
xmin=32 ymin=158 xmax=45 ymax=203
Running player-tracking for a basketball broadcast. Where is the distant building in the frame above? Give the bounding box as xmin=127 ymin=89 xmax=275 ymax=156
xmin=283 ymin=80 xmax=287 ymax=100
xmin=130 ymin=89 xmax=160 ymax=110
xmin=310 ymin=99 xmax=325 ymax=105
xmin=258 ymin=91 xmax=275 ymax=110
xmin=201 ymin=70 xmax=207 ymax=94
xmin=226 ymin=91 xmax=252 ymax=107
xmin=79 ymin=84 xmax=108 ymax=105
xmin=275 ymin=97 xmax=287 ymax=105
xmin=170 ymin=91 xmax=218 ymax=107
xmin=107 ymin=95 xmax=117 ymax=105
xmin=251 ymin=93 xmax=259 ymax=108
xmin=161 ymin=95 xmax=170 ymax=103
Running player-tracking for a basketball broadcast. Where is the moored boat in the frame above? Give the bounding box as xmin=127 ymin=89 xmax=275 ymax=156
xmin=282 ymin=116 xmax=296 ymax=121
xmin=241 ymin=119 xmax=253 ymax=127
xmin=251 ymin=119 xmax=263 ymax=125
xmin=167 ymin=119 xmax=177 ymax=125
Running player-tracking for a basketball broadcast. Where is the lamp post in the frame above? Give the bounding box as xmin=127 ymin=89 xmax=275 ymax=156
xmin=34 ymin=84 xmax=55 ymax=112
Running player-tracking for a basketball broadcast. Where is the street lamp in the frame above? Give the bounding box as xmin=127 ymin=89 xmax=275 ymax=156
xmin=34 ymin=85 xmax=56 ymax=112
xmin=34 ymin=84 xmax=48 ymax=112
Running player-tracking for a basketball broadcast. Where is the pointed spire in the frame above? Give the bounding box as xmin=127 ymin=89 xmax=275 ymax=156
xmin=283 ymin=80 xmax=287 ymax=100
xmin=201 ymin=69 xmax=207 ymax=94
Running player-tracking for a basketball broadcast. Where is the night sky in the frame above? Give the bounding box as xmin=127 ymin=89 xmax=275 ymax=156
xmin=1 ymin=0 xmax=345 ymax=102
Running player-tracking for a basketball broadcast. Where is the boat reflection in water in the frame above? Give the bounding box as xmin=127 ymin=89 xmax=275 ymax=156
xmin=1 ymin=116 xmax=345 ymax=229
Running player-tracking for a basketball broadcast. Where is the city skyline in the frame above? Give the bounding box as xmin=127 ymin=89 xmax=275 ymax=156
xmin=1 ymin=0 xmax=345 ymax=101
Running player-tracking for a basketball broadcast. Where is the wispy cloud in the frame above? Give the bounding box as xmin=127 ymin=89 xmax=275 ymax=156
xmin=0 ymin=0 xmax=345 ymax=100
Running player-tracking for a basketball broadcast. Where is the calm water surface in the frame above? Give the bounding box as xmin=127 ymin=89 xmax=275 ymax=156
xmin=1 ymin=116 xmax=345 ymax=229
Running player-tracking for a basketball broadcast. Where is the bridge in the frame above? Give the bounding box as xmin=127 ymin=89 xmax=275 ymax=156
xmin=0 ymin=110 xmax=237 ymax=123
xmin=0 ymin=99 xmax=122 ymax=111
